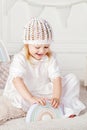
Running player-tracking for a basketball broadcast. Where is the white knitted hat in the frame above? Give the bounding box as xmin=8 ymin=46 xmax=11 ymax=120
xmin=23 ymin=18 xmax=53 ymax=44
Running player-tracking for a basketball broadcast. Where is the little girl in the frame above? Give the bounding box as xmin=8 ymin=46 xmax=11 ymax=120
xmin=3 ymin=18 xmax=85 ymax=118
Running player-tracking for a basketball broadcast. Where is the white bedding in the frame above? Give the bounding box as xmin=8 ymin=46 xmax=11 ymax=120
xmin=0 ymin=87 xmax=87 ymax=130
xmin=0 ymin=113 xmax=87 ymax=130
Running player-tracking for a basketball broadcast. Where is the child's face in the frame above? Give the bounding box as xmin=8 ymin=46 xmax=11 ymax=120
xmin=28 ymin=44 xmax=50 ymax=60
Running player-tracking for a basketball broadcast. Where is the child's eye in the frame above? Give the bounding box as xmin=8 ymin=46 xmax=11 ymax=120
xmin=44 ymin=46 xmax=49 ymax=49
xmin=35 ymin=47 xmax=40 ymax=49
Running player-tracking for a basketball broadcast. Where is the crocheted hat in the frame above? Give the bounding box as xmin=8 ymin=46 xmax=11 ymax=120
xmin=23 ymin=18 xmax=53 ymax=44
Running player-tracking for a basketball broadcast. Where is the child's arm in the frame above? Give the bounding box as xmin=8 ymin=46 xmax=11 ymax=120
xmin=13 ymin=77 xmax=46 ymax=106
xmin=51 ymin=77 xmax=62 ymax=108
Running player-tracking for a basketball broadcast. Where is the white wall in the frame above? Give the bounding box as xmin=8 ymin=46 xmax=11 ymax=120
xmin=0 ymin=0 xmax=87 ymax=81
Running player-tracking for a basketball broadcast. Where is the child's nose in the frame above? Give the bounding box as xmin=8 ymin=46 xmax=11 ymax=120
xmin=39 ymin=48 xmax=44 ymax=53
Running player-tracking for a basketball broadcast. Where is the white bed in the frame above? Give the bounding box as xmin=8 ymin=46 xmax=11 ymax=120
xmin=0 ymin=87 xmax=87 ymax=130
xmin=0 ymin=40 xmax=87 ymax=130
xmin=1 ymin=114 xmax=87 ymax=130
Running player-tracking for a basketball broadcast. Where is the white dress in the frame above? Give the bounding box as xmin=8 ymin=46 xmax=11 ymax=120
xmin=3 ymin=50 xmax=85 ymax=116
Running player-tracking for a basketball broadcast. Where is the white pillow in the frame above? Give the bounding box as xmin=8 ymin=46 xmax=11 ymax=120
xmin=0 ymin=62 xmax=10 ymax=89
xmin=0 ymin=91 xmax=26 ymax=125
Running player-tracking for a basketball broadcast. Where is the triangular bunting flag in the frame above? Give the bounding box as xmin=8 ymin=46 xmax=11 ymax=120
xmin=4 ymin=0 xmax=17 ymax=15
xmin=56 ymin=6 xmax=72 ymax=27
xmin=28 ymin=4 xmax=44 ymax=17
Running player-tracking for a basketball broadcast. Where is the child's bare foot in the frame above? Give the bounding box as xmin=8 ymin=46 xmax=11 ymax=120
xmin=68 ymin=114 xmax=76 ymax=118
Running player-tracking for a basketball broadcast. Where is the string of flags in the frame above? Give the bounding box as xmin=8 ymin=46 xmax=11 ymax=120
xmin=4 ymin=0 xmax=87 ymax=27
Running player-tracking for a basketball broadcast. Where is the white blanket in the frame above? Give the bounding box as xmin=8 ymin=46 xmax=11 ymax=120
xmin=0 ymin=87 xmax=87 ymax=130
xmin=0 ymin=113 xmax=87 ymax=130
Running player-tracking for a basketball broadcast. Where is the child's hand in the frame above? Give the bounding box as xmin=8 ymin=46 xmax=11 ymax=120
xmin=50 ymin=98 xmax=60 ymax=108
xmin=30 ymin=96 xmax=46 ymax=106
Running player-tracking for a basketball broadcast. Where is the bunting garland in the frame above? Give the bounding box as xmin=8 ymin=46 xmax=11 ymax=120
xmin=3 ymin=0 xmax=87 ymax=27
